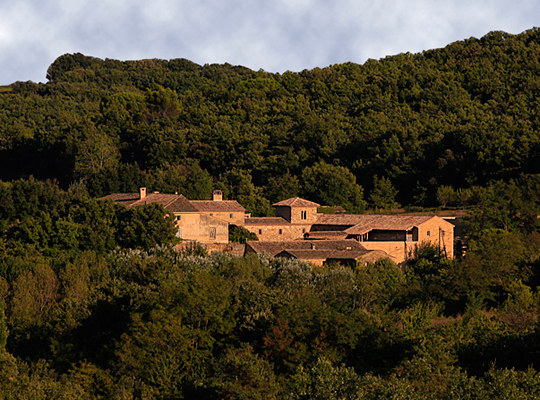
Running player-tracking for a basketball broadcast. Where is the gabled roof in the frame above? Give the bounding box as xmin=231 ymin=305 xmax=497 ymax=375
xmin=274 ymin=247 xmax=393 ymax=263
xmin=99 ymin=192 xmax=199 ymax=213
xmin=190 ymin=200 xmax=246 ymax=213
xmin=246 ymin=239 xmax=366 ymax=257
xmin=315 ymin=214 xmax=437 ymax=234
xmin=304 ymin=231 xmax=348 ymax=240
xmin=272 ymin=197 xmax=320 ymax=208
xmin=165 ymin=195 xmax=200 ymax=213
xmin=99 ymin=193 xmax=140 ymax=206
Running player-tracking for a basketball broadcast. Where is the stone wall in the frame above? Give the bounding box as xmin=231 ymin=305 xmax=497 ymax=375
xmin=416 ymin=217 xmax=455 ymax=259
xmin=245 ymin=223 xmax=312 ymax=241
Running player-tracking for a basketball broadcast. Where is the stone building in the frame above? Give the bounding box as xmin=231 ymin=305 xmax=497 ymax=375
xmin=243 ymin=197 xmax=454 ymax=264
xmin=245 ymin=239 xmax=393 ymax=267
xmin=243 ymin=197 xmax=320 ymax=241
xmin=99 ymin=188 xmax=244 ymax=245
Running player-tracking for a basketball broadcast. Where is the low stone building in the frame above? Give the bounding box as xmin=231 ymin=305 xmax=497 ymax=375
xmin=245 ymin=239 xmax=392 ymax=267
xmin=99 ymin=188 xmax=242 ymax=245
xmin=310 ymin=214 xmax=454 ymax=263
xmin=242 ymin=197 xmax=454 ymax=265
xmin=243 ymin=197 xmax=320 ymax=241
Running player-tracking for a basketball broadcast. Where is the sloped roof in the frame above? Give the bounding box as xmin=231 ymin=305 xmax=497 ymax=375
xmin=304 ymin=231 xmax=348 ymax=240
xmin=272 ymin=197 xmax=320 ymax=208
xmin=99 ymin=192 xmax=199 ymax=213
xmin=190 ymin=200 xmax=246 ymax=213
xmin=243 ymin=217 xmax=289 ymax=226
xmin=166 ymin=195 xmax=200 ymax=213
xmin=246 ymin=239 xmax=366 ymax=257
xmin=275 ymin=247 xmax=392 ymax=263
xmin=277 ymin=249 xmax=334 ymax=260
xmin=99 ymin=193 xmax=140 ymax=206
xmin=315 ymin=214 xmax=436 ymax=234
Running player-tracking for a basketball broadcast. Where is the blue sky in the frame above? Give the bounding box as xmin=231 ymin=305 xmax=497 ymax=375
xmin=0 ymin=0 xmax=538 ymax=85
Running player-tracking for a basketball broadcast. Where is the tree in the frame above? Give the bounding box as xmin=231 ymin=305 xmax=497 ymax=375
xmin=369 ymin=175 xmax=399 ymax=210
xmin=229 ymin=225 xmax=258 ymax=244
xmin=115 ymin=203 xmax=179 ymax=250
xmin=301 ymin=161 xmax=366 ymax=213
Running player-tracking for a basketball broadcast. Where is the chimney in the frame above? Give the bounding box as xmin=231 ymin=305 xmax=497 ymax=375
xmin=139 ymin=187 xmax=147 ymax=199
xmin=213 ymin=190 xmax=223 ymax=202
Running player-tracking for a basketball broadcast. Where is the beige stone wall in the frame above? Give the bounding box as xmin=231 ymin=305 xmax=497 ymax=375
xmin=202 ymin=211 xmax=245 ymax=226
xmin=174 ymin=213 xmax=201 ymax=241
xmin=276 ymin=206 xmax=319 ymax=224
xmin=199 ymin=214 xmax=229 ymax=244
xmin=416 ymin=217 xmax=454 ymax=259
xmin=244 ymin=223 xmax=311 ymax=241
xmin=360 ymin=241 xmax=413 ymax=264
xmin=175 ymin=212 xmax=229 ymax=244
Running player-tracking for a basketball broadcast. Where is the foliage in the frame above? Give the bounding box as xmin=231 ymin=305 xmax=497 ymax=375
xmin=2 ymin=27 xmax=540 ymax=397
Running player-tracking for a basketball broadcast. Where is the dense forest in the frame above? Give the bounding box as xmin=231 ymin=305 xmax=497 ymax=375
xmin=2 ymin=28 xmax=540 ymax=397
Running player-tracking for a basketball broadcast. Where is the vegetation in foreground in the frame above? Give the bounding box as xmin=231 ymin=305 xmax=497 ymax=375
xmin=0 ymin=180 xmax=539 ymax=398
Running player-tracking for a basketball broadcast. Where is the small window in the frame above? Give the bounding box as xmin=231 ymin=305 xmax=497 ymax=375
xmin=258 ymin=229 xmax=262 ymax=235
xmin=210 ymin=228 xmax=216 ymax=239
xmin=210 ymin=213 xmax=213 ymax=216
xmin=230 ymin=213 xmax=233 ymax=219
xmin=176 ymin=215 xmax=181 ymax=221
xmin=279 ymin=229 xmax=283 ymax=235
xmin=302 ymin=228 xmax=306 ymax=234
xmin=301 ymin=210 xmax=307 ymax=220
xmin=427 ymin=231 xmax=431 ymax=237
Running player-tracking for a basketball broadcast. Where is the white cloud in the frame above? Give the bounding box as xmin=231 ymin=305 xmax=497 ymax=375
xmin=0 ymin=0 xmax=538 ymax=84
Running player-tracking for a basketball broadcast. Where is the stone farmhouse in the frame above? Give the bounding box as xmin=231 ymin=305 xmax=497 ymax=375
xmin=101 ymin=190 xmax=454 ymax=265
xmin=245 ymin=239 xmax=393 ymax=267
xmin=242 ymin=197 xmax=454 ymax=264
xmin=100 ymin=188 xmax=245 ymax=244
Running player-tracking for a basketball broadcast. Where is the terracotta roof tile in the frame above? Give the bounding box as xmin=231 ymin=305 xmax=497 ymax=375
xmin=190 ymin=200 xmax=246 ymax=213
xmin=304 ymin=231 xmax=348 ymax=239
xmin=246 ymin=239 xmax=366 ymax=257
xmin=277 ymin=249 xmax=333 ymax=259
xmin=99 ymin=192 xmax=199 ymax=213
xmin=166 ymin=195 xmax=199 ymax=213
xmin=126 ymin=193 xmax=179 ymax=208
xmin=99 ymin=193 xmax=140 ymax=206
xmin=272 ymin=197 xmax=320 ymax=208
xmin=315 ymin=214 xmax=436 ymax=233
xmin=276 ymin=247 xmax=392 ymax=263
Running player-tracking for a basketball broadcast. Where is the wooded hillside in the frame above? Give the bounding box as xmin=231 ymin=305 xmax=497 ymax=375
xmin=2 ymin=29 xmax=540 ymax=398
xmin=2 ymin=28 xmax=540 ymax=212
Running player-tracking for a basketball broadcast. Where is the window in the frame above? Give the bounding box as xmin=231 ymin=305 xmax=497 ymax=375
xmin=210 ymin=213 xmax=213 ymax=216
xmin=258 ymin=229 xmax=262 ymax=235
xmin=301 ymin=210 xmax=307 ymax=220
xmin=210 ymin=228 xmax=216 ymax=239
xmin=230 ymin=213 xmax=233 ymax=218
xmin=279 ymin=229 xmax=283 ymax=235
xmin=427 ymin=231 xmax=431 ymax=237
xmin=302 ymin=228 xmax=306 ymax=234
xmin=176 ymin=215 xmax=181 ymax=221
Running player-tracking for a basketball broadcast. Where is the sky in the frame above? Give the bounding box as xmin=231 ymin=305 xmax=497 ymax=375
xmin=0 ymin=0 xmax=538 ymax=85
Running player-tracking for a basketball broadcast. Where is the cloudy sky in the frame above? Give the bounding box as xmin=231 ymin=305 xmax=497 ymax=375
xmin=0 ymin=0 xmax=538 ymax=85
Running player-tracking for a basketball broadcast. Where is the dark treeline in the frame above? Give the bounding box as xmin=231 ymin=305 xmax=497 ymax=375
xmin=2 ymin=28 xmax=540 ymax=398
xmin=2 ymin=29 xmax=540 ymax=212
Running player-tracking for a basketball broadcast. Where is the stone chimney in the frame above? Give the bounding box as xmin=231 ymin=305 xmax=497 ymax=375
xmin=139 ymin=187 xmax=147 ymax=199
xmin=213 ymin=190 xmax=223 ymax=202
